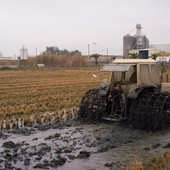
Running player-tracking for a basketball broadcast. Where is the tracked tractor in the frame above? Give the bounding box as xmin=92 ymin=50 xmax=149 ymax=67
xmin=79 ymin=59 xmax=170 ymax=131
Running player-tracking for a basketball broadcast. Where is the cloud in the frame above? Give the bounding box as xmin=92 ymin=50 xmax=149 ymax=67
xmin=0 ymin=0 xmax=170 ymax=56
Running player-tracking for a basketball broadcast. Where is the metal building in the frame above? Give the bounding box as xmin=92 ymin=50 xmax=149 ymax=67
xmin=149 ymin=44 xmax=170 ymax=52
xmin=123 ymin=34 xmax=135 ymax=58
xmin=123 ymin=24 xmax=149 ymax=58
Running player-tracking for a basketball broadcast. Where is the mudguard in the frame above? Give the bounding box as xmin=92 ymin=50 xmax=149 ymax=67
xmin=127 ymin=85 xmax=159 ymax=99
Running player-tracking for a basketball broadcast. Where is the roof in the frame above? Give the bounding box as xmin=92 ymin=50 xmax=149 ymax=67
xmin=101 ymin=59 xmax=157 ymax=72
xmin=0 ymin=57 xmax=18 ymax=61
xmin=112 ymin=58 xmax=156 ymax=64
xmin=101 ymin=64 xmax=135 ymax=72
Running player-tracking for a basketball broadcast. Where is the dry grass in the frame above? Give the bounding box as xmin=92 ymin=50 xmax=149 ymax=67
xmin=27 ymin=54 xmax=87 ymax=68
xmin=126 ymin=151 xmax=170 ymax=170
xmin=0 ymin=69 xmax=109 ymax=118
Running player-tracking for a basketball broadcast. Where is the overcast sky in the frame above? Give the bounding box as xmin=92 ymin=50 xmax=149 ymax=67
xmin=0 ymin=0 xmax=170 ymax=57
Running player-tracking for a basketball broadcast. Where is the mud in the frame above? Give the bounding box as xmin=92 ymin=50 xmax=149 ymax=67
xmin=0 ymin=120 xmax=170 ymax=170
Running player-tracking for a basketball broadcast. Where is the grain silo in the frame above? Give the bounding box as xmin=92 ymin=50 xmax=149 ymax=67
xmin=123 ymin=34 xmax=135 ymax=58
xmin=20 ymin=46 xmax=28 ymax=60
xmin=123 ymin=24 xmax=149 ymax=58
xmin=134 ymin=24 xmax=149 ymax=49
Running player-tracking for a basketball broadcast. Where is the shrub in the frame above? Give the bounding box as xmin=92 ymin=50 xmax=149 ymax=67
xmin=27 ymin=54 xmax=87 ymax=68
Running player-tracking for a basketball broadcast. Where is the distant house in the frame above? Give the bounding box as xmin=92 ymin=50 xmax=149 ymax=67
xmin=0 ymin=57 xmax=19 ymax=68
xmin=156 ymin=56 xmax=170 ymax=62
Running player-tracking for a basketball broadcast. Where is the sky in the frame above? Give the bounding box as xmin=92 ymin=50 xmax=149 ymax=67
xmin=0 ymin=0 xmax=170 ymax=57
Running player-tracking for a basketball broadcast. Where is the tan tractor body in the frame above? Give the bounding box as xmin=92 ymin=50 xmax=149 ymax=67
xmin=79 ymin=59 xmax=170 ymax=131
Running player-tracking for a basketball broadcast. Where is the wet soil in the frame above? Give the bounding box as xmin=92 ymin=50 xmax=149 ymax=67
xmin=0 ymin=120 xmax=170 ymax=170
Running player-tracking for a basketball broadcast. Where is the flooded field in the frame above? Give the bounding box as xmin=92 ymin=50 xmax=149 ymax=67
xmin=0 ymin=119 xmax=170 ymax=170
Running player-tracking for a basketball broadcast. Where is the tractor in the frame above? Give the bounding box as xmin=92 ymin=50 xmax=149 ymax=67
xmin=78 ymin=59 xmax=170 ymax=131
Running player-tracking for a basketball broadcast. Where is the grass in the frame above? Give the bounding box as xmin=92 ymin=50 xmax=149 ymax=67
xmin=126 ymin=151 xmax=170 ymax=170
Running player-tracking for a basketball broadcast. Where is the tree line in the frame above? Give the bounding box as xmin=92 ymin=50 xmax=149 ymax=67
xmin=26 ymin=46 xmax=87 ymax=68
xmin=27 ymin=54 xmax=87 ymax=68
xmin=43 ymin=46 xmax=81 ymax=56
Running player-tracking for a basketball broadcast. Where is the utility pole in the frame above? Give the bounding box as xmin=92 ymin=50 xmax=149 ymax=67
xmin=36 ymin=48 xmax=37 ymax=56
xmin=93 ymin=43 xmax=97 ymax=54
xmin=88 ymin=44 xmax=90 ymax=61
xmin=107 ymin=48 xmax=109 ymax=61
xmin=22 ymin=46 xmax=24 ymax=59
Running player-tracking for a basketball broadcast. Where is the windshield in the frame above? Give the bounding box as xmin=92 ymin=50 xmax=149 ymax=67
xmin=109 ymin=64 xmax=137 ymax=83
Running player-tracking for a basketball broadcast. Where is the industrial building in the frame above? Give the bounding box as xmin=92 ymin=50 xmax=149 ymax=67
xmin=123 ymin=24 xmax=170 ymax=59
xmin=0 ymin=57 xmax=19 ymax=68
xmin=156 ymin=56 xmax=170 ymax=62
xmin=123 ymin=24 xmax=149 ymax=58
xmin=149 ymin=44 xmax=170 ymax=52
xmin=129 ymin=48 xmax=161 ymax=59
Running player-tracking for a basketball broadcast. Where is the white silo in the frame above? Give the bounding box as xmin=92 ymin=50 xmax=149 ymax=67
xmin=20 ymin=46 xmax=28 ymax=60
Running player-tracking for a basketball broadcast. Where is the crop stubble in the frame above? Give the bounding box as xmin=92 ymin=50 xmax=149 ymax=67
xmin=0 ymin=69 xmax=109 ymax=118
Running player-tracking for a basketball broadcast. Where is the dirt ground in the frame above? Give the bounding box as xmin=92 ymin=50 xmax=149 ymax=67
xmin=0 ymin=119 xmax=170 ymax=170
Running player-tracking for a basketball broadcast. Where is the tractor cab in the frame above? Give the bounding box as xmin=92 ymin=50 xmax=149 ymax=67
xmin=101 ymin=59 xmax=161 ymax=96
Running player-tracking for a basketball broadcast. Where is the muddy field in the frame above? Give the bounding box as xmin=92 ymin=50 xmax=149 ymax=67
xmin=0 ymin=69 xmax=170 ymax=169
xmin=0 ymin=119 xmax=170 ymax=170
